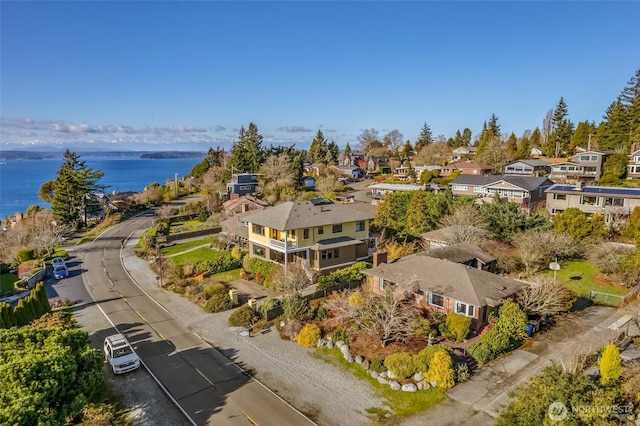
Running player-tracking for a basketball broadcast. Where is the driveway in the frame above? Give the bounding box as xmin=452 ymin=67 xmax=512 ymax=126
xmin=399 ymin=305 xmax=622 ymax=425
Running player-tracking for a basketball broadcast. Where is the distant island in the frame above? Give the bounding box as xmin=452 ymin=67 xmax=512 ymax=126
xmin=0 ymin=150 xmax=206 ymax=161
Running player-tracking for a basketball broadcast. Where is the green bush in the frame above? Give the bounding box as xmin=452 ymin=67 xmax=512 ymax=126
xmin=446 ymin=313 xmax=472 ymax=342
xmin=455 ymin=363 xmax=470 ymax=383
xmin=297 ymin=323 xmax=321 ymax=348
xmin=332 ymin=328 xmax=349 ymax=344
xmin=438 ymin=322 xmax=455 ymax=341
xmin=483 ymin=328 xmax=511 ymax=354
xmin=16 ymin=249 xmax=36 ymax=263
xmin=384 ymin=352 xmax=416 ymax=379
xmin=282 ymin=293 xmax=312 ymax=321
xmin=228 ymin=305 xmax=258 ymax=327
xmin=427 ymin=351 xmax=455 ymax=389
xmin=204 ymin=283 xmax=227 ymax=297
xmin=314 ymin=305 xmax=328 ymax=321
xmin=418 ymin=344 xmax=452 ymax=368
xmin=231 ymin=247 xmax=246 ymax=262
xmin=259 ymin=298 xmax=282 ymax=316
xmin=197 ymin=257 xmax=241 ymax=275
xmin=316 ymin=261 xmax=371 ymax=291
xmin=203 ymin=293 xmax=234 ymax=313
xmin=432 ymin=311 xmax=446 ymax=325
xmin=411 ymin=316 xmax=433 ymax=338
xmin=244 ymin=258 xmax=278 ymax=287
xmin=468 ymin=342 xmax=492 ymax=365
xmin=370 ymin=358 xmax=386 ymax=373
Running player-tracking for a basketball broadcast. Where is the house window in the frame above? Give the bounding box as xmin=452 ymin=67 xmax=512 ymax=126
xmin=580 ymin=155 xmax=591 ymax=161
xmin=453 ymin=185 xmax=468 ymax=191
xmin=634 ymin=156 xmax=640 ymax=163
xmin=321 ymin=248 xmax=339 ymax=261
xmin=553 ymin=193 xmax=567 ymax=200
xmin=252 ymin=245 xmax=265 ymax=257
xmin=455 ymin=301 xmax=475 ymax=317
xmin=303 ymin=228 xmax=310 ymax=239
xmin=604 ymin=197 xmax=624 ymax=207
xmin=251 ymin=224 xmax=265 ymax=236
xmin=473 ymin=186 xmax=486 ymax=193
xmin=332 ymin=224 xmax=343 ymax=233
xmin=591 ymin=156 xmax=598 ymax=161
xmin=356 ymin=221 xmax=365 ymax=232
xmin=379 ymin=278 xmax=385 ymax=291
xmin=290 ymin=229 xmax=296 ymax=238
xmin=429 ymin=293 xmax=444 ymax=308
xmin=580 ymin=196 xmax=597 ymax=206
xmin=318 ymin=226 xmax=324 ymax=235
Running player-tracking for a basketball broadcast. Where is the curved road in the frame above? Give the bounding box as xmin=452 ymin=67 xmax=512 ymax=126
xmin=79 ymin=212 xmax=314 ymax=426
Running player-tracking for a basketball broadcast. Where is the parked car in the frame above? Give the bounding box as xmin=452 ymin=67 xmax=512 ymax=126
xmin=53 ymin=264 xmax=69 ymax=279
xmin=103 ymin=334 xmax=141 ymax=374
xmin=51 ymin=257 xmax=65 ymax=268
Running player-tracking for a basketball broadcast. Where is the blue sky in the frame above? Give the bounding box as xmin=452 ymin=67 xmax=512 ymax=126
xmin=1 ymin=1 xmax=638 ymax=151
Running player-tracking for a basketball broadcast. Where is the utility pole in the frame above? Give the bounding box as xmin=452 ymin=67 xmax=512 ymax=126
xmin=174 ymin=173 xmax=179 ymax=196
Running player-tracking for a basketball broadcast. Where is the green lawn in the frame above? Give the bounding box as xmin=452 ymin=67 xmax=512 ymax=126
xmin=541 ymin=259 xmax=629 ymax=297
xmin=169 ymin=248 xmax=230 ymax=267
xmin=313 ymin=347 xmax=446 ymax=422
xmin=160 ymin=238 xmax=216 ymax=256
xmin=1 ymin=272 xmax=19 ymax=295
xmin=210 ymin=268 xmax=242 ymax=283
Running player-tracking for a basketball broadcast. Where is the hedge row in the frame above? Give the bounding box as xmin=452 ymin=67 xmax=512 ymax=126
xmin=316 ymin=261 xmax=371 ymax=291
xmin=0 ymin=282 xmax=51 ymax=328
xmin=196 ymin=256 xmax=241 ymax=275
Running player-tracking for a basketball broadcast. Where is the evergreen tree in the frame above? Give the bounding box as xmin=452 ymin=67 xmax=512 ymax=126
xmin=506 ymin=133 xmax=518 ymax=159
xmin=405 ymin=190 xmax=430 ymax=237
xmin=309 ymin=130 xmax=329 ymax=164
xmin=529 ymin=127 xmax=542 ymax=150
xmin=292 ymin=154 xmax=305 ymax=186
xmin=516 ymin=134 xmax=531 ymax=159
xmin=621 ymin=68 xmax=640 ymax=134
xmin=415 ymin=122 xmax=433 ymax=150
xmin=228 ymin=123 xmax=265 ymax=175
xmin=462 ymin=128 xmax=472 ymax=146
xmin=401 ymin=140 xmax=414 ymax=159
xmin=190 ymin=147 xmax=225 ymax=179
xmin=327 ymin=141 xmax=340 ymax=164
xmin=600 ymin=343 xmax=622 ymax=385
xmin=545 ymin=97 xmax=574 ymax=157
xmin=41 ymin=150 xmax=105 ymax=230
xmin=476 ymin=115 xmax=501 ymax=159
xmin=344 ymin=142 xmax=351 ymax=154
xmin=487 ymin=113 xmax=501 ymax=137
xmin=570 ymin=121 xmax=597 ymax=151
xmin=599 ymin=99 xmax=630 ymax=151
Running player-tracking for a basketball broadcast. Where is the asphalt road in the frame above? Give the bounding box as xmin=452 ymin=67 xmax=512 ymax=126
xmin=76 ymin=212 xmax=314 ymax=426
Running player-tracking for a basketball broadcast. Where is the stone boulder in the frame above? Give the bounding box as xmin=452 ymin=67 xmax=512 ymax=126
xmin=377 ymin=376 xmax=389 ymax=385
xmin=362 ymin=359 xmax=370 ymax=370
xmin=340 ymin=345 xmax=350 ymax=356
xmin=387 ymin=370 xmax=396 ymax=379
xmin=326 ymin=340 xmax=334 ymax=350
xmin=389 ymin=381 xmax=401 ymax=391
xmin=413 ymin=373 xmax=424 ymax=382
xmin=402 ymin=383 xmax=418 ymax=392
xmin=370 ymin=370 xmax=380 ymax=379
xmin=355 ymin=355 xmax=364 ymax=365
xmin=335 ymin=340 xmax=345 ymax=348
xmin=317 ymin=339 xmax=325 ymax=348
xmin=416 ymin=381 xmax=431 ymax=390
xmin=379 ymin=371 xmax=388 ymax=379
xmin=344 ymin=353 xmax=354 ymax=363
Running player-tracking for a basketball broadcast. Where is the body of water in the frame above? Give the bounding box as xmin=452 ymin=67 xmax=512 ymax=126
xmin=0 ymin=156 xmax=202 ymax=219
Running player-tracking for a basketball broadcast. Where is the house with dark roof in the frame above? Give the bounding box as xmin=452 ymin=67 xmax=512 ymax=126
xmin=363 ymin=254 xmax=527 ymax=332
xmin=242 ymin=201 xmax=376 ymax=273
xmin=450 ymin=175 xmax=554 ymax=210
xmin=419 ymin=242 xmax=497 ymax=272
xmin=545 ymin=183 xmax=640 ymax=226
xmin=222 ymin=195 xmax=270 ymax=215
xmin=504 ymin=159 xmax=551 ymax=177
xmin=227 ymin=173 xmax=260 ymax=197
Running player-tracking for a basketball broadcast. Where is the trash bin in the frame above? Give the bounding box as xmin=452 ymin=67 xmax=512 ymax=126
xmin=525 ymin=324 xmax=535 ymax=337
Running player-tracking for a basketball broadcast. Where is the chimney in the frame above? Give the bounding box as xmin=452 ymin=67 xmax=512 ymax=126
xmin=373 ymin=251 xmax=388 ymax=267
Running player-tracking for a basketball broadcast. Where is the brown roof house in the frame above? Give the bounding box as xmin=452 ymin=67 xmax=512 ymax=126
xmin=419 ymin=242 xmax=497 ymax=272
xmin=363 ymin=255 xmax=527 ymax=332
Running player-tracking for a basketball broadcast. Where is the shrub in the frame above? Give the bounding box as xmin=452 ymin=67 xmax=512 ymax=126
xmin=228 ymin=305 xmax=258 ymax=327
xmin=282 ymin=293 xmax=312 ymax=321
xmin=252 ymin=318 xmax=272 ymax=331
xmin=231 ymin=247 xmax=246 ymax=262
xmin=411 ymin=316 xmax=433 ymax=338
xmin=203 ymin=293 xmax=234 ymax=313
xmin=494 ymin=299 xmax=528 ymax=341
xmin=245 ymin=258 xmax=278 ymax=285
xmin=483 ymin=328 xmax=511 ymax=354
xmin=30 ymin=311 xmax=76 ymax=330
xmin=259 ymin=298 xmax=282 ymax=316
xmin=468 ymin=342 xmax=492 ymax=365
xmin=316 ymin=261 xmax=371 ymax=291
xmin=314 ymin=305 xmax=328 ymax=321
xmin=81 ymin=403 xmax=115 ymax=424
xmin=332 ymin=328 xmax=349 ymax=344
xmin=455 ymin=363 xmax=470 ymax=383
xmin=438 ymin=322 xmax=455 ymax=341
xmin=418 ymin=344 xmax=452 ymax=367
xmin=432 ymin=311 xmax=446 ymax=325
xmin=427 ymin=351 xmax=455 ymax=389
xmin=297 ymin=323 xmax=321 ymax=348
xmin=370 ymin=358 xmax=386 ymax=373
xmin=600 ymin=343 xmax=622 ymax=385
xmin=446 ymin=312 xmax=472 ymax=342
xmin=384 ymin=352 xmax=416 ymax=379
xmin=279 ymin=319 xmax=303 ymax=340
xmin=16 ymin=248 xmax=36 ymax=263
xmin=204 ymin=283 xmax=227 ymax=298
xmin=196 ymin=256 xmax=241 ymax=275
xmin=348 ymin=291 xmax=365 ymax=308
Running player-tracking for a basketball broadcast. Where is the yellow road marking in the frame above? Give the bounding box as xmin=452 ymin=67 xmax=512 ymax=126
xmin=134 ymin=310 xmax=145 ymax=321
xmin=109 ymin=279 xmax=114 ymax=286
xmin=158 ymin=333 xmax=166 ymax=340
xmin=242 ymin=411 xmax=258 ymax=426
xmin=195 ymin=368 xmax=214 ymax=386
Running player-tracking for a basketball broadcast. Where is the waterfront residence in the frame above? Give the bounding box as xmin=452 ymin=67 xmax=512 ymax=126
xmin=504 ymin=159 xmax=551 ymax=177
xmin=227 ymin=173 xmax=260 ymax=197
xmin=363 ymin=254 xmax=527 ymax=333
xmin=545 ymin=183 xmax=640 ymax=226
xmin=549 ymin=150 xmax=611 ymax=183
xmin=450 ymin=175 xmax=554 ymax=210
xmin=243 ymin=201 xmax=376 ymax=274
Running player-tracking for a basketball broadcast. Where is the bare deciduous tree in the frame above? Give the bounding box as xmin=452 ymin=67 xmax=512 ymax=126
xmin=270 ymin=263 xmax=314 ymax=294
xmin=414 ymin=142 xmax=452 ymax=166
xmin=29 ymin=217 xmax=69 ymax=256
xmin=383 ymin=129 xmax=404 ymax=155
xmin=586 ymin=242 xmax=634 ymax=274
xmin=516 ymin=277 xmax=577 ymax=316
xmin=260 ymin=154 xmax=295 ymax=184
xmin=515 ymin=230 xmax=577 ymax=275
xmin=315 ymin=174 xmax=343 ymax=195
xmin=438 ymin=204 xmax=492 ymax=244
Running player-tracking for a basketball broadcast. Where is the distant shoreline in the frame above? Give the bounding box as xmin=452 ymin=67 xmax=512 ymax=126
xmin=0 ymin=150 xmax=206 ymax=161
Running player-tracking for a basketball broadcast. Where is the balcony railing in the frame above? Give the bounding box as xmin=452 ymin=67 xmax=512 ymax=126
xmin=270 ymin=238 xmax=297 ymax=250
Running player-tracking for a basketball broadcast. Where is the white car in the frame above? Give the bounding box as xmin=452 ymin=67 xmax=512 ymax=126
xmin=52 ymin=257 xmax=66 ymax=268
xmin=103 ymin=334 xmax=141 ymax=374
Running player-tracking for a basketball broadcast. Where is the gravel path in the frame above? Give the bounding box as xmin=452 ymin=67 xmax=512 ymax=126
xmin=122 ymin=240 xmax=386 ymax=426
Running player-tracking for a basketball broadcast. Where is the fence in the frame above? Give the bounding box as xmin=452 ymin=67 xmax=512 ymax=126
xmin=263 ymin=280 xmax=362 ymax=321
xmin=589 ymin=290 xmax=624 ymax=307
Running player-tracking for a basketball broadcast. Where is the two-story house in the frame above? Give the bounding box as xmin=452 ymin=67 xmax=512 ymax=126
xmin=628 ymin=146 xmax=640 ymax=179
xmin=452 ymin=146 xmax=478 ymax=161
xmin=394 ymin=165 xmax=442 ymax=181
xmin=227 ymin=173 xmax=260 ymax=197
xmin=504 ymin=159 xmax=551 ymax=177
xmin=450 ymin=175 xmax=554 ymax=210
xmin=545 ymin=183 xmax=640 ymax=226
xmin=337 ymin=151 xmax=367 ymax=167
xmin=243 ymin=201 xmax=376 ymax=273
xmin=549 ymin=151 xmax=611 ymax=183
xmin=454 ymin=161 xmax=493 ymax=176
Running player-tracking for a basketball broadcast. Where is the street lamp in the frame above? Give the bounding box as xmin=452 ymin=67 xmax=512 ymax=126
xmin=156 ymin=245 xmax=163 ymax=287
